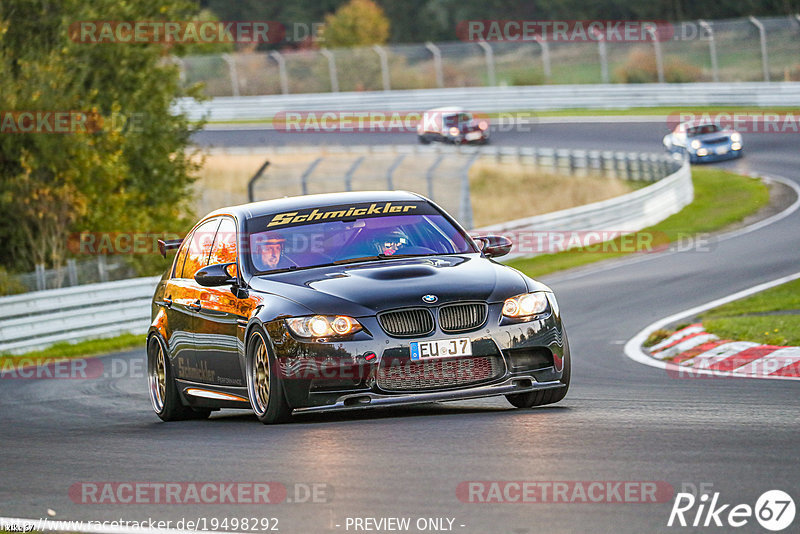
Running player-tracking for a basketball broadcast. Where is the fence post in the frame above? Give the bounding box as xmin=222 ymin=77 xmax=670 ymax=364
xmin=269 ymin=51 xmax=289 ymax=94
xmin=301 ymin=157 xmax=323 ymax=195
xmin=477 ymin=41 xmax=496 ymax=86
xmin=344 ymin=156 xmax=365 ymax=191
xmin=386 ymin=154 xmax=405 ymax=189
xmin=67 ymin=259 xmax=78 ymax=287
xmin=98 ymin=255 xmax=108 ymax=283
xmin=319 ymin=49 xmax=339 ymax=92
xmin=222 ymin=54 xmax=240 ymax=97
xmin=590 ymin=27 xmax=609 ymax=83
xmin=698 ymin=20 xmax=719 ymax=83
xmin=425 ymin=42 xmax=444 ymax=88
xmin=425 ymin=154 xmax=445 ymax=200
xmin=645 ymin=25 xmax=665 ymax=83
xmin=460 ymin=154 xmax=479 ymax=229
xmin=748 ymin=16 xmax=770 ymax=82
xmin=534 ymin=36 xmax=551 ymax=81
xmin=34 ymin=264 xmax=46 ymax=291
xmin=372 ymin=45 xmax=391 ymax=91
xmin=247 ymin=160 xmax=271 ymax=202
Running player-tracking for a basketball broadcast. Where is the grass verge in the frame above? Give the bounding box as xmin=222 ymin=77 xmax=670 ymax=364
xmin=0 ymin=333 xmax=142 ymax=367
xmin=506 ymin=167 xmax=770 ymax=278
xmin=700 ymin=278 xmax=800 ymax=346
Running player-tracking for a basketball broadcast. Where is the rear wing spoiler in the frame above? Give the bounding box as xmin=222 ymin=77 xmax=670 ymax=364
xmin=157 ymin=238 xmax=183 ymax=258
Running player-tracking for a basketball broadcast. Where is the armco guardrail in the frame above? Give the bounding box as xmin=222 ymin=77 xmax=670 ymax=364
xmin=477 ymin=155 xmax=692 ymax=260
xmin=176 ymin=82 xmax=800 ymax=122
xmin=0 ymin=149 xmax=687 ymax=354
xmin=0 ymin=276 xmax=160 ymax=355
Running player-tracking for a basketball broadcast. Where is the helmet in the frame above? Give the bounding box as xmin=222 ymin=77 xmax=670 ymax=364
xmin=372 ymin=228 xmax=408 ymax=256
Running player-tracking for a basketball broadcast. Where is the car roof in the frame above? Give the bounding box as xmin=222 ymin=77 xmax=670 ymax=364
xmin=203 ymin=190 xmax=427 ymax=221
xmin=676 ymin=120 xmax=724 ymax=131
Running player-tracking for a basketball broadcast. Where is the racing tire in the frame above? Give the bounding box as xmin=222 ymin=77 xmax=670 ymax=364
xmin=147 ymin=335 xmax=211 ymax=421
xmin=418 ymin=135 xmax=430 ymax=145
xmin=505 ymin=335 xmax=571 ymax=408
xmin=245 ymin=327 xmax=293 ymax=424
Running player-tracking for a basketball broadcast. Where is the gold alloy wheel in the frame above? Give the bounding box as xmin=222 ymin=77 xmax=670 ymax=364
xmin=149 ymin=339 xmax=166 ymax=412
xmin=252 ymin=335 xmax=270 ymax=413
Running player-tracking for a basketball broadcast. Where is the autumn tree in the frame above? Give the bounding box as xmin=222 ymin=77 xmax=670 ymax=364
xmin=321 ymin=0 xmax=390 ymax=48
xmin=0 ymin=0 xmax=206 ymax=273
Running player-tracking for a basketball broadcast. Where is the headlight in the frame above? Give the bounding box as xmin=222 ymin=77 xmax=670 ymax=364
xmin=478 ymin=121 xmax=488 ymax=130
xmin=690 ymin=139 xmax=702 ymax=149
xmin=286 ymin=315 xmax=362 ymax=338
xmin=449 ymin=127 xmax=460 ymax=136
xmin=502 ymin=292 xmax=549 ymax=318
xmin=730 ymin=132 xmax=741 ymax=142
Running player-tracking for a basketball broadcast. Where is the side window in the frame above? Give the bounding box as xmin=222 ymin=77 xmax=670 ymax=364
xmin=172 ymin=230 xmax=194 ymax=279
xmin=208 ymin=218 xmax=238 ymax=267
xmin=181 ymin=218 xmax=221 ymax=279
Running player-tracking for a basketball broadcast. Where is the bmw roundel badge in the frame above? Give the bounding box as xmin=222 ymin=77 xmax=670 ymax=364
xmin=422 ymin=294 xmax=438 ymax=303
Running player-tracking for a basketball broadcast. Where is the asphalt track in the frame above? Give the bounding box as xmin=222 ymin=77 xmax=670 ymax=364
xmin=1 ymin=121 xmax=798 ymax=534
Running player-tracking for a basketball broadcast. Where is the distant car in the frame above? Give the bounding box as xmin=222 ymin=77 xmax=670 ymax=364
xmin=148 ymin=191 xmax=570 ymax=424
xmin=663 ymin=121 xmax=743 ymax=163
xmin=417 ymin=107 xmax=489 ymax=145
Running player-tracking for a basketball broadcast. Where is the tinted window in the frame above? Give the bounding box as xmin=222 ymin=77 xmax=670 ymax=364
xmin=208 ymin=217 xmax=238 ymax=266
xmin=172 ymin=230 xmax=193 ymax=279
xmin=181 ymin=218 xmax=220 ymax=279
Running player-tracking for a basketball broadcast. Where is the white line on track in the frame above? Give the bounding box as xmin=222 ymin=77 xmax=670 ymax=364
xmin=623 ymin=270 xmax=800 ymax=380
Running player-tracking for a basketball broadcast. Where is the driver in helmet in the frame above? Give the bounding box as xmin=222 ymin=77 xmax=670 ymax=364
xmin=372 ymin=228 xmax=409 ymax=256
xmin=253 ymin=235 xmax=292 ymax=271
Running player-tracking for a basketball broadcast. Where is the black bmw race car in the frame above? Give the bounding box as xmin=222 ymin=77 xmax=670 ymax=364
xmin=148 ymin=191 xmax=570 ymax=424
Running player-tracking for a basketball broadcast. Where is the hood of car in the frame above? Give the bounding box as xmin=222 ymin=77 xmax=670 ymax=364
xmin=247 ymin=254 xmax=531 ymax=316
xmin=689 ymin=131 xmax=733 ymax=144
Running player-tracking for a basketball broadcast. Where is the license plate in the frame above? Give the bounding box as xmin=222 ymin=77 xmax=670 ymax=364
xmin=716 ymin=146 xmax=729 ymax=155
xmin=410 ymin=338 xmax=472 ymax=361
xmin=465 ymin=131 xmax=482 ymax=141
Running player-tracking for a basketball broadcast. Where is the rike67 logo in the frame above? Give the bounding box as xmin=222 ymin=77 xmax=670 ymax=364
xmin=668 ymin=488 xmax=795 ymax=531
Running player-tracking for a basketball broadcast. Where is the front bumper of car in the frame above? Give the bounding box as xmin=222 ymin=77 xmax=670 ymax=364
xmin=688 ymin=143 xmax=743 ymax=163
xmin=262 ymin=300 xmax=568 ymax=414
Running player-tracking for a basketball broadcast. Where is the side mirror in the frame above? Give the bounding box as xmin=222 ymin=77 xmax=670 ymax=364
xmin=195 ymin=263 xmax=237 ymax=287
xmin=475 ymin=235 xmax=513 ymax=258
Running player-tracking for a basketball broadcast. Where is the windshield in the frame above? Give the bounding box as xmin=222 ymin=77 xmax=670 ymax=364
xmin=245 ymin=201 xmax=476 ymax=274
xmin=687 ymin=124 xmax=720 ymax=136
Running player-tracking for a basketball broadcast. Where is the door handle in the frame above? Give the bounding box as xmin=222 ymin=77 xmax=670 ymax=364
xmin=162 ymin=296 xmax=173 ymax=308
xmin=189 ymin=299 xmax=202 ymax=311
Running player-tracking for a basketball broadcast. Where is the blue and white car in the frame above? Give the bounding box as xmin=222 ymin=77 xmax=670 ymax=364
xmin=663 ymin=121 xmax=743 ymax=163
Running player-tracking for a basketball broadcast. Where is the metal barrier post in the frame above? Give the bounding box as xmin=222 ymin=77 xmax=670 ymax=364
xmin=222 ymin=54 xmax=240 ymax=97
xmin=534 ymin=36 xmax=551 ymax=80
xmin=269 ymin=51 xmax=290 ymax=94
xmin=386 ymin=154 xmax=405 ymax=189
xmin=34 ymin=264 xmax=45 ymax=291
xmin=460 ymin=154 xmax=479 ymax=229
xmin=301 ymin=157 xmax=323 ymax=195
xmin=320 ymin=49 xmax=339 ymax=92
xmin=749 ymin=16 xmax=770 ymax=82
xmin=373 ymin=45 xmax=391 ymax=91
xmin=344 ymin=156 xmax=365 ymax=191
xmin=645 ymin=25 xmax=665 ymax=83
xmin=425 ymin=154 xmax=445 ymax=200
xmin=67 ymin=259 xmax=78 ymax=287
xmin=477 ymin=41 xmax=496 ymax=86
xmin=98 ymin=255 xmax=108 ymax=283
xmin=425 ymin=42 xmax=444 ymax=88
xmin=247 ymin=160 xmax=271 ymax=202
xmin=699 ymin=20 xmax=719 ymax=83
xmin=591 ymin=27 xmax=609 ymax=83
